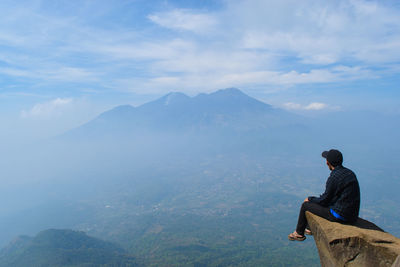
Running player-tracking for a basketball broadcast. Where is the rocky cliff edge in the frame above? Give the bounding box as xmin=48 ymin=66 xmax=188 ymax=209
xmin=306 ymin=212 xmax=400 ymax=267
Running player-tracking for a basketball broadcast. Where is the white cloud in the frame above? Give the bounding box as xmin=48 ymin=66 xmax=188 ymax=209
xmin=43 ymin=67 xmax=98 ymax=82
xmin=234 ymin=0 xmax=400 ymax=65
xmin=304 ymin=103 xmax=328 ymax=110
xmin=284 ymin=102 xmax=329 ymax=111
xmin=91 ymin=39 xmax=195 ymax=61
xmin=214 ymin=68 xmax=358 ymax=88
xmin=0 ymin=66 xmax=98 ymax=83
xmin=148 ymin=9 xmax=217 ymax=33
xmin=21 ymin=98 xmax=73 ymax=119
xmin=0 ymin=0 xmax=399 ymax=97
xmin=140 ymin=1 xmax=399 ymax=91
xmin=0 ymin=67 xmax=34 ymax=78
xmin=110 ymin=65 xmax=375 ymax=95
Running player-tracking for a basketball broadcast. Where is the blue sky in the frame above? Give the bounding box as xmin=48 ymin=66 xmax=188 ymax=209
xmin=1 ymin=0 xmax=400 ymax=139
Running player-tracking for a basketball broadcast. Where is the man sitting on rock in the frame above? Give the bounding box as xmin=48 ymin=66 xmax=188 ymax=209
xmin=288 ymin=149 xmax=360 ymax=241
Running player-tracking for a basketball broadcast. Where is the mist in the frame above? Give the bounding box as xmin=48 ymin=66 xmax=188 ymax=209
xmin=1 ymin=90 xmax=399 ymax=255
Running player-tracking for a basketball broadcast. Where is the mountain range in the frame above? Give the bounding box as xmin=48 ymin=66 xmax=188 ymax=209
xmin=66 ymin=88 xmax=302 ymax=139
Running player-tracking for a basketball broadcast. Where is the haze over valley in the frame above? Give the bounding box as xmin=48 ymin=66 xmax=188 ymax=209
xmin=0 ymin=88 xmax=399 ymax=266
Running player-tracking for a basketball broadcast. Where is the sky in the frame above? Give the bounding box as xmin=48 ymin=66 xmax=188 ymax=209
xmin=1 ymin=0 xmax=400 ymax=140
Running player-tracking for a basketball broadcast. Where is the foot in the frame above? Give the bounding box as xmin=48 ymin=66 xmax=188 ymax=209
xmin=288 ymin=231 xmax=306 ymax=241
xmin=305 ymin=229 xmax=313 ymax=235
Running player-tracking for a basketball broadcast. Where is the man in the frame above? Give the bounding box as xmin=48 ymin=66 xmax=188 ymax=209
xmin=288 ymin=149 xmax=360 ymax=241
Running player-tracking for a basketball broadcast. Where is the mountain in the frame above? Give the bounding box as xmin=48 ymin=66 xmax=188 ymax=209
xmin=0 ymin=229 xmax=137 ymax=267
xmin=65 ymin=88 xmax=302 ymax=139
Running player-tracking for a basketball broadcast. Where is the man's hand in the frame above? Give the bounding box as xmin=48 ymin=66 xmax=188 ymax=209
xmin=304 ymin=197 xmax=309 ymax=202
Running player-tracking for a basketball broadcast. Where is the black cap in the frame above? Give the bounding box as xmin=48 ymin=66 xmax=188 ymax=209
xmin=322 ymin=149 xmax=343 ymax=167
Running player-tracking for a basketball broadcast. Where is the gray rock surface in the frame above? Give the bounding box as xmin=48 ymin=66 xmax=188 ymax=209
xmin=306 ymin=212 xmax=400 ymax=267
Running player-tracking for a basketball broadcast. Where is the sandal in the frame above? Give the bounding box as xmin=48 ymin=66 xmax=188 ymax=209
xmin=305 ymin=229 xmax=313 ymax=235
xmin=288 ymin=231 xmax=306 ymax=241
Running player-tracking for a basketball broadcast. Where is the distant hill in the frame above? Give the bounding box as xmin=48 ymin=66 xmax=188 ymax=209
xmin=64 ymin=88 xmax=302 ymax=139
xmin=0 ymin=229 xmax=137 ymax=267
xmin=55 ymin=87 xmax=313 ymax=160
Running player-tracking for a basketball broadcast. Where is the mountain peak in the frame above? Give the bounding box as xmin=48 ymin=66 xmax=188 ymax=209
xmin=162 ymin=92 xmax=190 ymax=106
xmin=194 ymin=88 xmax=271 ymax=111
xmin=213 ymin=87 xmax=244 ymax=95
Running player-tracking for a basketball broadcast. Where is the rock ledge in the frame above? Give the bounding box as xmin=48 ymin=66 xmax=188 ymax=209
xmin=306 ymin=212 xmax=400 ymax=267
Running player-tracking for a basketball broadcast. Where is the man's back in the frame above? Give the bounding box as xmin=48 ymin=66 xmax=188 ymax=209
xmin=329 ymin=166 xmax=360 ymax=222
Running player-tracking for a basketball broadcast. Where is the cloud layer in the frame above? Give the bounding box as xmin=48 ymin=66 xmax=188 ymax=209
xmin=0 ymin=0 xmax=399 ymax=115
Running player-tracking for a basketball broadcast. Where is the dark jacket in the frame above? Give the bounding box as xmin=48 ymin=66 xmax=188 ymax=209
xmin=308 ymin=165 xmax=360 ymax=222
